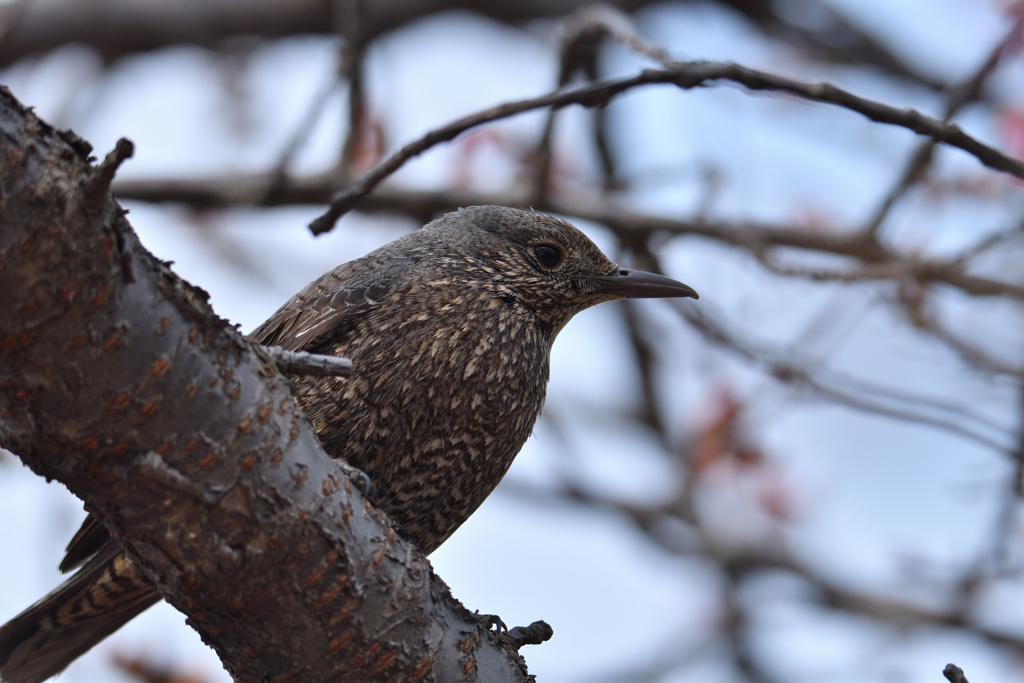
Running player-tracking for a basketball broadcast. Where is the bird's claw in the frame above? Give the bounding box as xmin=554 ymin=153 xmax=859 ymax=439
xmin=347 ymin=468 xmax=378 ymax=501
xmin=475 ymin=612 xmax=507 ymax=632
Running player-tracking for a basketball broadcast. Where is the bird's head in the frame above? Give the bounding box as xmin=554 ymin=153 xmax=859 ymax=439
xmin=424 ymin=206 xmax=698 ymax=336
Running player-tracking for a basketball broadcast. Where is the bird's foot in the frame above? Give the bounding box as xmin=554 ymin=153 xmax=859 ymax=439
xmin=475 ymin=611 xmax=507 ymax=633
xmin=343 ymin=466 xmax=378 ymax=501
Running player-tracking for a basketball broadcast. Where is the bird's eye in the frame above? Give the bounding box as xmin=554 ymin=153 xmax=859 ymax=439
xmin=533 ymin=244 xmax=563 ymax=268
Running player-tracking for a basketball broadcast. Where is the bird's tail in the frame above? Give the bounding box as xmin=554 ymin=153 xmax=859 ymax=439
xmin=0 ymin=544 xmax=160 ymax=683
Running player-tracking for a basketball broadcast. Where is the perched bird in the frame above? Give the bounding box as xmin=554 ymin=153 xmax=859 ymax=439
xmin=0 ymin=206 xmax=697 ymax=683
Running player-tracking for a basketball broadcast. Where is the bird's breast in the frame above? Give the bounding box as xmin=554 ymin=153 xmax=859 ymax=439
xmin=292 ymin=297 xmax=551 ymax=553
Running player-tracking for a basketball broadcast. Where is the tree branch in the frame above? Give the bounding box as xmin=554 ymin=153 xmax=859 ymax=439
xmin=0 ymin=85 xmax=536 ymax=683
xmin=309 ymin=62 xmax=1024 ymax=234
xmin=0 ymin=0 xmax=946 ymax=91
xmin=262 ymin=346 xmax=354 ymax=378
xmin=672 ymin=301 xmax=1015 ymax=452
xmin=109 ymin=178 xmax=1024 ymax=303
xmin=499 ymin=477 xmax=1024 ymax=653
xmin=862 ymin=8 xmax=1024 ymax=237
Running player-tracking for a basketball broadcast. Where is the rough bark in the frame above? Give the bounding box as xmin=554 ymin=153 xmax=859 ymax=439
xmin=0 ymin=85 xmax=532 ymax=683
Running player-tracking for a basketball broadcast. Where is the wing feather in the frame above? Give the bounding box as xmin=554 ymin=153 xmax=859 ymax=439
xmin=57 ymin=256 xmax=416 ymax=574
xmin=249 ymin=257 xmax=416 ymax=352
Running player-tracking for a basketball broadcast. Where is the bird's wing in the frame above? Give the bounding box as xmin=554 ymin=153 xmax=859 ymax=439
xmin=59 ymin=514 xmax=110 ymax=573
xmin=249 ymin=256 xmax=417 ymax=352
xmin=56 ymin=258 xmax=417 ymax=575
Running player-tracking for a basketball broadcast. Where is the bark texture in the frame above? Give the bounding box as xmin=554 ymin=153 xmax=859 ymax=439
xmin=0 ymin=85 xmax=531 ymax=683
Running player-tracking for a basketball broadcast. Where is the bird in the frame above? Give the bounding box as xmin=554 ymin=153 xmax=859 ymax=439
xmin=0 ymin=205 xmax=697 ymax=683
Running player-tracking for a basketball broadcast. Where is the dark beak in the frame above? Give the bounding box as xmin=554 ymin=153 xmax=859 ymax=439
xmin=590 ymin=268 xmax=699 ymax=300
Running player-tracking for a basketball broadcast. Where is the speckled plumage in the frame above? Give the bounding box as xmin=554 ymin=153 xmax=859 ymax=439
xmin=254 ymin=206 xmax=639 ymax=552
xmin=0 ymin=206 xmax=697 ymax=683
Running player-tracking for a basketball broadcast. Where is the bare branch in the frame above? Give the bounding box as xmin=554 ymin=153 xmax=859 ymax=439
xmin=863 ymin=9 xmax=1024 ymax=237
xmin=109 ymin=178 xmax=1024 ymax=303
xmin=953 ymin=218 xmax=1024 ymax=265
xmin=262 ymin=66 xmax=342 ymax=204
xmin=893 ymin=286 xmax=1024 ymax=379
xmin=261 ymin=345 xmax=353 ymax=378
xmin=565 ymin=4 xmax=676 ymax=69
xmin=500 ymin=478 xmax=1024 ymax=651
xmin=337 ymin=0 xmax=369 ymax=174
xmin=0 ymin=0 xmax=947 ymax=91
xmin=673 ymin=301 xmax=1015 ymax=452
xmin=755 ymin=248 xmax=1024 ymax=302
xmin=310 ymin=62 xmax=1024 ymax=234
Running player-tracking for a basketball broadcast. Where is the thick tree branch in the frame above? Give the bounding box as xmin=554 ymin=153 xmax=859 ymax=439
xmin=0 ymin=86 xmax=536 ymax=683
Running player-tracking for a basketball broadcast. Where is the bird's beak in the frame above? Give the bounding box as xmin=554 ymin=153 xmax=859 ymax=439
xmin=589 ymin=268 xmax=699 ymax=300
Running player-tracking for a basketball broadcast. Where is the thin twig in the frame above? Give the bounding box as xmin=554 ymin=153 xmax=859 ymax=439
xmin=309 ymin=62 xmax=1024 ymax=234
xmin=985 ymin=382 xmax=1024 ymax=572
xmin=261 ymin=346 xmax=353 ymax=378
xmin=755 ymin=247 xmax=1024 ymax=302
xmin=530 ymin=5 xmax=612 ymax=204
xmin=863 ymin=9 xmax=1024 ymax=237
xmin=898 ymin=293 xmax=1024 ymax=379
xmin=0 ymin=0 xmax=33 ymax=53
xmin=337 ymin=0 xmax=368 ymax=172
xmin=952 ymin=217 xmax=1024 ymax=265
xmin=674 ymin=301 xmax=1015 ymax=452
xmin=500 ymin=476 xmax=1024 ymax=650
xmin=620 ymin=299 xmax=667 ymax=440
xmin=110 ymin=178 xmax=1024 ymax=303
xmin=86 ymin=138 xmax=134 ymax=212
xmin=262 ymin=74 xmax=342 ymax=203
